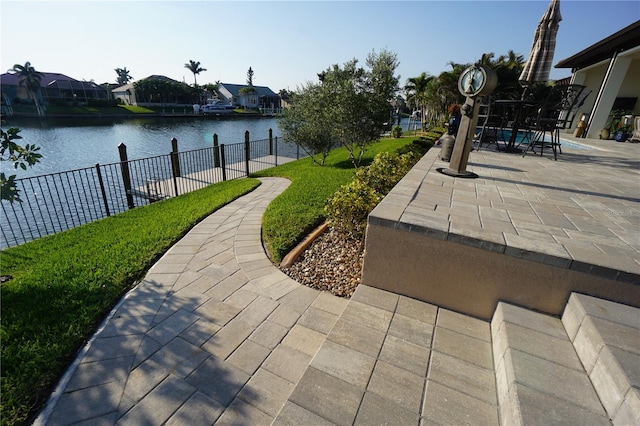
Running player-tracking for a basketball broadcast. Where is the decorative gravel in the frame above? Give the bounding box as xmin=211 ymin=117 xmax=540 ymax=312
xmin=281 ymin=227 xmax=364 ymax=298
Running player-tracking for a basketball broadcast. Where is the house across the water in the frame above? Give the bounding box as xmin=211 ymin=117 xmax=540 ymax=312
xmin=1 ymin=72 xmax=111 ymax=108
xmin=217 ymin=83 xmax=281 ymax=111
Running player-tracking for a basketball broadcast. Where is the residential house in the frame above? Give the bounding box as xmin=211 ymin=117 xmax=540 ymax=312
xmin=555 ymin=20 xmax=640 ymax=138
xmin=0 ymin=72 xmax=111 ymax=106
xmin=217 ymin=83 xmax=281 ymax=111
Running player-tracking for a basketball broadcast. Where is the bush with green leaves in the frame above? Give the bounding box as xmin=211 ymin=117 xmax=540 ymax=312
xmin=325 ymin=179 xmax=382 ymax=237
xmin=430 ymin=126 xmax=447 ymax=135
xmin=396 ymin=137 xmax=435 ymax=156
xmin=325 ymin=151 xmax=420 ymax=237
xmin=391 ymin=125 xmax=402 ymax=138
xmin=1 ymin=126 xmax=42 ymax=202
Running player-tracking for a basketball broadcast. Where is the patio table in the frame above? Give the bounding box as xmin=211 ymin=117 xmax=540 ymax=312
xmin=494 ymin=99 xmax=536 ymax=152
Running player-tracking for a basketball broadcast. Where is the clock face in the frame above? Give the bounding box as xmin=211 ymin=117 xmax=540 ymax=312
xmin=459 ymin=66 xmax=486 ymax=97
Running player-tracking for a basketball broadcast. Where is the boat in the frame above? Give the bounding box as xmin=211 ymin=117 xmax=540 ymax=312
xmin=200 ymin=100 xmax=236 ymax=115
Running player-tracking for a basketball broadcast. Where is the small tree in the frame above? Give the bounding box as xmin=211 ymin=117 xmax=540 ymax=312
xmin=321 ymin=49 xmax=400 ymax=167
xmin=279 ymin=49 xmax=400 ymax=169
xmin=1 ymin=127 xmax=42 ymax=202
xmin=246 ymin=66 xmax=254 ymax=87
xmin=278 ymin=83 xmax=335 ymax=165
xmin=238 ymin=67 xmax=257 ymax=108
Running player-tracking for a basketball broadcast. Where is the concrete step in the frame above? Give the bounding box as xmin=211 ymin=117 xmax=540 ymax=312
xmin=273 ymin=286 xmax=639 ymax=425
xmin=492 ymin=301 xmax=610 ymax=425
xmin=562 ymin=293 xmax=640 ymax=425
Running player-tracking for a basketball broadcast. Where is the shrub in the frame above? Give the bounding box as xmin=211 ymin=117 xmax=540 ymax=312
xmin=425 ymin=130 xmax=445 ymax=141
xmin=430 ymin=126 xmax=447 ymax=135
xmin=391 ymin=125 xmax=403 ymax=138
xmin=355 ymin=151 xmax=418 ymax=194
xmin=396 ymin=138 xmax=434 ymax=156
xmin=325 ymin=151 xmax=420 ymax=238
xmin=325 ymin=179 xmax=382 ymax=237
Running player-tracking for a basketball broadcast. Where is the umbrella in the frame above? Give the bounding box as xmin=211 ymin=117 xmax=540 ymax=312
xmin=519 ymin=0 xmax=562 ymax=87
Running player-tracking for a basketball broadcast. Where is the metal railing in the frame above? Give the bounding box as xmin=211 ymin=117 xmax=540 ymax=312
xmin=1 ymin=129 xmax=298 ymax=249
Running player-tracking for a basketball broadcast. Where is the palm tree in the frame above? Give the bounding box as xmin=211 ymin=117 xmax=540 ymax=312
xmin=494 ymin=50 xmax=526 ymax=99
xmin=438 ymin=64 xmax=466 ymax=106
xmin=404 ymin=72 xmax=434 ymax=127
xmin=201 ymin=82 xmax=220 ymax=101
xmin=497 ymin=50 xmax=524 ymax=70
xmin=114 ymin=67 xmax=133 ymax=85
xmin=184 ymin=60 xmax=206 ymax=86
xmin=239 ymin=86 xmax=258 ymax=109
xmin=9 ymin=62 xmax=44 ymax=117
xmin=479 ymin=52 xmax=496 ymax=66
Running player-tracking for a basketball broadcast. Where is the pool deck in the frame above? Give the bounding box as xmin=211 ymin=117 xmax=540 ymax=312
xmin=34 ymin=136 xmax=640 ymax=425
xmin=362 ymin=134 xmax=640 ymax=318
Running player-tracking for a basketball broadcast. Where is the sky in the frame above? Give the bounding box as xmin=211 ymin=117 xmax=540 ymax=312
xmin=2 ymin=1 xmax=639 ymax=94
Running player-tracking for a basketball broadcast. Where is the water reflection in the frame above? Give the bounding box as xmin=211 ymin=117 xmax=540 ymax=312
xmin=2 ymin=116 xmax=284 ymax=178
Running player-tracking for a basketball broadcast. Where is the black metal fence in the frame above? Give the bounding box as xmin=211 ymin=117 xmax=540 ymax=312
xmin=1 ymin=129 xmax=299 ymax=249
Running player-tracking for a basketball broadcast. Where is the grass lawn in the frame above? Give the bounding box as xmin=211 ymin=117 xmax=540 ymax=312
xmin=253 ymin=136 xmax=417 ymax=263
xmin=0 ymin=178 xmax=259 ymax=426
xmin=10 ymin=104 xmax=157 ymax=115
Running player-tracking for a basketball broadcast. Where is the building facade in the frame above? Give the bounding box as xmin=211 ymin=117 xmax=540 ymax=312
xmin=555 ymin=20 xmax=640 ymax=139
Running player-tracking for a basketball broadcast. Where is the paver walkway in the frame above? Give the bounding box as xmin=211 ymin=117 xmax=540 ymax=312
xmin=36 ymin=174 xmax=503 ymax=426
xmin=37 ymin=177 xmax=350 ymax=425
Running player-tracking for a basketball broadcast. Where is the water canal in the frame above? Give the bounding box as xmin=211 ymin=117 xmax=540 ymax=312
xmin=1 ymin=116 xmax=289 ymax=178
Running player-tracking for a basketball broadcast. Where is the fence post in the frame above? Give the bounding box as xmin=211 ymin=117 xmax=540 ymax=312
xmin=244 ymin=130 xmax=250 ymax=176
xmin=213 ymin=133 xmax=221 ymax=168
xmin=297 ymin=143 xmax=300 ymax=160
xmin=221 ymin=144 xmax=227 ymax=181
xmin=118 ymin=143 xmax=135 ymax=209
xmin=171 ymin=137 xmax=181 ymax=177
xmin=95 ymin=163 xmax=111 ymax=217
xmin=269 ymin=128 xmax=273 ymax=155
xmin=275 ymin=136 xmax=278 ymax=167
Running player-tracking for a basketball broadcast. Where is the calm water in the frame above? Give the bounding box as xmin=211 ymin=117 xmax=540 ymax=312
xmin=1 ymin=116 xmax=289 ymax=178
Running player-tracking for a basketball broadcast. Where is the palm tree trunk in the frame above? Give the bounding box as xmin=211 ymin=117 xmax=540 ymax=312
xmin=31 ymin=89 xmax=44 ymax=118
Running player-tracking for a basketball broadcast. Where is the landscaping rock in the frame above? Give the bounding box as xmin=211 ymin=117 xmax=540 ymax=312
xmin=281 ymin=228 xmax=363 ymax=298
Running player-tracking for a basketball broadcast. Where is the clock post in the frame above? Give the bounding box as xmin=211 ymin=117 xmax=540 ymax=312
xmin=439 ymin=64 xmax=497 ymax=178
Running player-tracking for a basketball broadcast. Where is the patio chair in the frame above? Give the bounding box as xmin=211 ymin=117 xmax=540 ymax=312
xmin=474 ymin=96 xmax=505 ymax=151
xmin=631 ymin=116 xmax=640 ymax=142
xmin=523 ymin=84 xmax=586 ymax=160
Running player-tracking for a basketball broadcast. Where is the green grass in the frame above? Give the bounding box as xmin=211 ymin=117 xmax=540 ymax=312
xmin=253 ymin=137 xmax=416 ymax=263
xmin=0 ymin=178 xmax=260 ymax=426
xmin=11 ymin=104 xmax=157 ymax=115
xmin=116 ymin=104 xmax=156 ymax=114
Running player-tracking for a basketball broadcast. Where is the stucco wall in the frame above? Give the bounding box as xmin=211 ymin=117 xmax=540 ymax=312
xmin=361 ymin=223 xmax=640 ymax=320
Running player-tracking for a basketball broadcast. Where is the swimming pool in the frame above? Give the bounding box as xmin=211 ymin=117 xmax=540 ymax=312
xmin=478 ymin=128 xmax=593 ymax=150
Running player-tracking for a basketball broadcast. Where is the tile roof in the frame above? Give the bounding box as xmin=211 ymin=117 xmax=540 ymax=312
xmin=220 ymin=83 xmax=278 ymax=98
